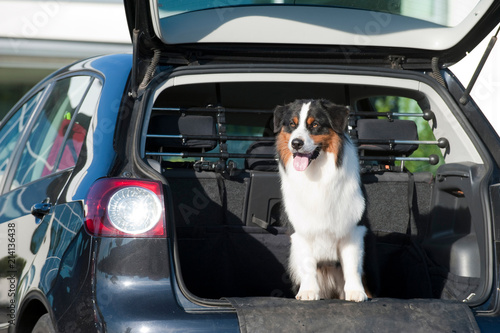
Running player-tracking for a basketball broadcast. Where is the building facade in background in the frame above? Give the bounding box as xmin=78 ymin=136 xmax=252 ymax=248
xmin=0 ymin=0 xmax=131 ymax=118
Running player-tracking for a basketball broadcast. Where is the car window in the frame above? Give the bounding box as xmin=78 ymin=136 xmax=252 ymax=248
xmin=11 ymin=76 xmax=92 ymax=189
xmin=158 ymin=0 xmax=479 ymax=27
xmin=56 ymin=78 xmax=101 ymax=172
xmin=0 ymin=91 xmax=42 ymax=186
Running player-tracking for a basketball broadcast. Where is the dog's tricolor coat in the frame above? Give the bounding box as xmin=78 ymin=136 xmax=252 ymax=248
xmin=274 ymin=99 xmax=370 ymax=302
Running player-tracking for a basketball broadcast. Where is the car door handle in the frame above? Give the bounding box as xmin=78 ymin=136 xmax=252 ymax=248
xmin=31 ymin=199 xmax=52 ymax=219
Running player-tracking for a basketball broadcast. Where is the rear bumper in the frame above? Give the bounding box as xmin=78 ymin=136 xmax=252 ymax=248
xmin=56 ymin=237 xmax=239 ymax=332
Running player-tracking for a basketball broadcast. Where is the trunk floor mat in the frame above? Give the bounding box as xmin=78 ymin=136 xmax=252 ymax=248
xmin=227 ymin=297 xmax=479 ymax=333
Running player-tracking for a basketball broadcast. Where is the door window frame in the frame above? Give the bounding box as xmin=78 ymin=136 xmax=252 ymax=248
xmin=0 ymin=71 xmax=103 ymax=194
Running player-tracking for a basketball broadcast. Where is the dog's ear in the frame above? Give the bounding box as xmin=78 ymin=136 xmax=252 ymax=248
xmin=338 ymin=105 xmax=350 ymax=131
xmin=273 ymin=105 xmax=286 ymax=133
xmin=321 ymin=99 xmax=349 ymax=133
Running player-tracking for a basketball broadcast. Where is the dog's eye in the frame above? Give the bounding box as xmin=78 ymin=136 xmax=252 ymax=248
xmin=289 ymin=120 xmax=297 ymax=128
xmin=312 ymin=121 xmax=319 ymax=128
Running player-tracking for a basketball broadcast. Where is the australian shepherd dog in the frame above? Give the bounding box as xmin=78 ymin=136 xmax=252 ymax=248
xmin=274 ymin=99 xmax=374 ymax=302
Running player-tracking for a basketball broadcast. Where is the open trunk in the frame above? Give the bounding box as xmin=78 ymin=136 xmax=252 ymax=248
xmin=140 ymin=65 xmax=491 ymax=330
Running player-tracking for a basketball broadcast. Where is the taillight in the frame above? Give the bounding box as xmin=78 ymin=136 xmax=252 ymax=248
xmin=85 ymin=178 xmax=166 ymax=237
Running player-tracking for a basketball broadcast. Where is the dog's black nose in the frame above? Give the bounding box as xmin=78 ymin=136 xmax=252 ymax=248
xmin=291 ymin=138 xmax=304 ymax=150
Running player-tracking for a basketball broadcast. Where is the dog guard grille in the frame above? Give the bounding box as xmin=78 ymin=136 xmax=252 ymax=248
xmin=145 ymin=106 xmax=447 ymax=173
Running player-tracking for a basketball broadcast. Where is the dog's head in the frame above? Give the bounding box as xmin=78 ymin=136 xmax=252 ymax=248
xmin=274 ymin=99 xmax=349 ymax=171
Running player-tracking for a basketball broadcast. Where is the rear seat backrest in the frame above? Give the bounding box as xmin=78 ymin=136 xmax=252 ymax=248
xmin=147 ymin=114 xmax=235 ymax=227
xmin=355 ymin=118 xmax=433 ymax=237
xmin=243 ymin=138 xmax=284 ymax=229
xmin=361 ymin=172 xmax=433 ymax=237
xmin=245 ymin=140 xmax=277 ymax=171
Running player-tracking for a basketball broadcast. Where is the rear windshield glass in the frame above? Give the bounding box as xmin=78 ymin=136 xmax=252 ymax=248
xmin=157 ymin=0 xmax=480 ymax=27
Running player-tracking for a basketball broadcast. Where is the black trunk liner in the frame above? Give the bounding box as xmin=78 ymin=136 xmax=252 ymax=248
xmin=227 ymin=297 xmax=479 ymax=333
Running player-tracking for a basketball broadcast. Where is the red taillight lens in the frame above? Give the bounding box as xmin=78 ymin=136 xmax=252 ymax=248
xmin=85 ymin=178 xmax=166 ymax=237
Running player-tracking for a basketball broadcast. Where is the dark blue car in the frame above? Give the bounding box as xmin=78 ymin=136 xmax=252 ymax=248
xmin=1 ymin=1 xmax=500 ymax=332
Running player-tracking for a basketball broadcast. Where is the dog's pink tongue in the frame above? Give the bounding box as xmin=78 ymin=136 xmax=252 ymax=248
xmin=293 ymin=154 xmax=310 ymax=171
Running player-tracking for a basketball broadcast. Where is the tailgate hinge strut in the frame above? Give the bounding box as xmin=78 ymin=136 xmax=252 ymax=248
xmin=459 ymin=25 xmax=499 ymax=105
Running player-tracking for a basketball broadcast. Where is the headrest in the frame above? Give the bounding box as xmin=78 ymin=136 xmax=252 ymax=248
xmin=245 ymin=141 xmax=277 ymax=171
xmin=357 ymin=119 xmax=418 ymax=155
xmin=147 ymin=115 xmax=217 ymax=152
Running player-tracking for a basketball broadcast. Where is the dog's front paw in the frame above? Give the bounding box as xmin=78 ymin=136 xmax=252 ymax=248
xmin=296 ymin=290 xmax=320 ymax=301
xmin=344 ymin=288 xmax=368 ymax=302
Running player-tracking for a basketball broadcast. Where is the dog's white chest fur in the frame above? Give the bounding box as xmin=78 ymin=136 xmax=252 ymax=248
xmin=279 ymin=140 xmax=365 ymax=238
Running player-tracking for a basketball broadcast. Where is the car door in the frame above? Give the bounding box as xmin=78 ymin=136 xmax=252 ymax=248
xmin=0 ymin=74 xmax=101 ymax=332
xmin=0 ymin=90 xmax=44 ymax=332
